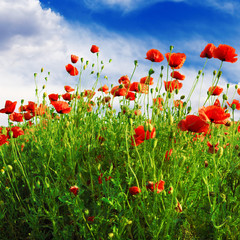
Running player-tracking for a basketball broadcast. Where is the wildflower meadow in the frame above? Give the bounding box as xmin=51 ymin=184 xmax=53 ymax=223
xmin=0 ymin=43 xmax=240 ymax=239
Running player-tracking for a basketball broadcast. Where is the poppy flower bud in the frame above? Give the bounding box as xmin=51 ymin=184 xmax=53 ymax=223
xmin=232 ymin=104 xmax=236 ymax=110
xmin=235 ymin=85 xmax=238 ymax=89
xmin=168 ymin=92 xmax=171 ymax=98
xmin=187 ymin=106 xmax=192 ymax=113
xmin=148 ymin=68 xmax=155 ymax=76
xmin=45 ymin=77 xmax=48 ymax=81
xmin=150 ymin=88 xmax=154 ymax=94
xmin=204 ymin=160 xmax=208 ymax=167
xmin=217 ymin=71 xmax=222 ymax=78
xmin=21 ymin=99 xmax=24 ymax=105
xmin=34 ymin=73 xmax=37 ymax=77
xmin=42 ymin=85 xmax=46 ymax=89
xmin=91 ymin=71 xmax=94 ymax=74
xmin=198 ymin=70 xmax=202 ymax=75
xmin=109 ymin=59 xmax=112 ymax=63
xmin=104 ymin=75 xmax=108 ymax=80
xmin=223 ymin=94 xmax=228 ymax=100
xmin=153 ymin=139 xmax=158 ymax=148
xmin=155 ymin=87 xmax=159 ymax=92
xmin=161 ymin=66 xmax=164 ymax=70
xmin=101 ymin=66 xmax=104 ymax=70
xmin=175 ymin=89 xmax=179 ymax=94
xmin=227 ymin=83 xmax=230 ymax=89
xmin=180 ymin=95 xmax=185 ymax=100
xmin=213 ymin=70 xmax=217 ymax=76
xmin=43 ymin=92 xmax=47 ymax=98
xmin=134 ymin=60 xmax=138 ymax=66
xmin=183 ymin=102 xmax=187 ymax=108
xmin=83 ymin=65 xmax=87 ymax=70
xmin=97 ymin=72 xmax=100 ymax=78
xmin=217 ymin=147 xmax=223 ymax=158
xmin=41 ymin=67 xmax=44 ymax=72
xmin=169 ymin=115 xmax=174 ymax=125
xmin=86 ymin=60 xmax=89 ymax=65
xmin=170 ymin=45 xmax=174 ymax=51
xmin=81 ymin=57 xmax=84 ymax=63
xmin=7 ymin=165 xmax=13 ymax=171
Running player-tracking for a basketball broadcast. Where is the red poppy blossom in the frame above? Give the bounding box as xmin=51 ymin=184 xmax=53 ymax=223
xmin=170 ymin=71 xmax=185 ymax=80
xmin=65 ymin=64 xmax=79 ymax=76
xmin=178 ymin=115 xmax=210 ymax=134
xmin=7 ymin=126 xmax=24 ymax=138
xmin=9 ymin=112 xmax=23 ymax=122
xmin=146 ymin=180 xmax=165 ymax=193
xmin=237 ymin=88 xmax=240 ymax=95
xmin=164 ymin=80 xmax=182 ymax=93
xmin=207 ymin=141 xmax=219 ymax=154
xmin=200 ymin=43 xmax=217 ymax=59
xmin=140 ymin=76 xmax=154 ymax=85
xmin=0 ymin=100 xmax=17 ymax=114
xmin=145 ymin=49 xmax=164 ymax=62
xmin=129 ymin=186 xmax=141 ymax=195
xmin=64 ymin=85 xmax=75 ymax=92
xmin=165 ymin=149 xmax=173 ymax=161
xmin=227 ymin=99 xmax=240 ymax=110
xmin=198 ymin=105 xmax=230 ymax=124
xmin=165 ymin=52 xmax=186 ymax=69
xmin=213 ymin=44 xmax=238 ymax=63
xmin=87 ymin=216 xmax=95 ymax=222
xmin=174 ymin=100 xmax=183 ymax=108
xmin=131 ymin=125 xmax=156 ymax=146
xmin=110 ymin=85 xmax=127 ymax=97
xmin=238 ymin=124 xmax=240 ymax=133
xmin=0 ymin=134 xmax=9 ymax=146
xmin=126 ymin=91 xmax=136 ymax=101
xmin=62 ymin=93 xmax=73 ymax=101
xmin=51 ymin=101 xmax=72 ymax=114
xmin=90 ymin=45 xmax=99 ymax=53
xmin=24 ymin=111 xmax=35 ymax=121
xmin=71 ymin=54 xmax=79 ymax=63
xmin=98 ymin=84 xmax=109 ymax=94
xmin=48 ymin=93 xmax=59 ymax=102
xmin=214 ymin=99 xmax=221 ymax=107
xmin=70 ymin=185 xmax=79 ymax=196
xmin=129 ymin=82 xmax=148 ymax=94
xmin=84 ymin=90 xmax=96 ymax=99
xmin=208 ymin=86 xmax=223 ymax=96
xmin=118 ymin=75 xmax=130 ymax=88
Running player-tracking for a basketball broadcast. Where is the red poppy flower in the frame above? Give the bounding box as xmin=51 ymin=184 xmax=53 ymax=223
xmin=153 ymin=97 xmax=164 ymax=110
xmin=165 ymin=149 xmax=173 ymax=161
xmin=98 ymin=84 xmax=109 ymax=94
xmin=110 ymin=85 xmax=127 ymax=97
xmin=131 ymin=125 xmax=156 ymax=146
xmin=71 ymin=54 xmax=79 ymax=63
xmin=146 ymin=180 xmax=165 ymax=193
xmin=25 ymin=101 xmax=37 ymax=113
xmin=213 ymin=44 xmax=238 ymax=63
xmin=70 ymin=185 xmax=79 ymax=196
xmin=198 ymin=105 xmax=230 ymax=124
xmin=145 ymin=49 xmax=164 ymax=62
xmin=170 ymin=71 xmax=185 ymax=80
xmin=238 ymin=124 xmax=240 ymax=133
xmin=165 ymin=52 xmax=186 ymax=69
xmin=84 ymin=90 xmax=96 ymax=99
xmin=51 ymin=101 xmax=72 ymax=114
xmin=118 ymin=75 xmax=130 ymax=88
xmin=178 ymin=115 xmax=210 ymax=134
xmin=87 ymin=216 xmax=95 ymax=222
xmin=207 ymin=141 xmax=219 ymax=154
xmin=208 ymin=86 xmax=223 ymax=96
xmin=214 ymin=99 xmax=221 ymax=107
xmin=64 ymin=85 xmax=75 ymax=92
xmin=237 ymin=88 xmax=240 ymax=95
xmin=129 ymin=186 xmax=141 ymax=195
xmin=140 ymin=76 xmax=154 ymax=85
xmin=48 ymin=93 xmax=59 ymax=102
xmin=200 ymin=43 xmax=217 ymax=59
xmin=0 ymin=100 xmax=17 ymax=114
xmin=65 ymin=64 xmax=79 ymax=76
xmin=227 ymin=99 xmax=240 ymax=110
xmin=102 ymin=96 xmax=111 ymax=104
xmin=62 ymin=93 xmax=73 ymax=101
xmin=0 ymin=134 xmax=9 ymax=146
xmin=7 ymin=126 xmax=24 ymax=138
xmin=129 ymin=82 xmax=148 ymax=93
xmin=9 ymin=112 xmax=23 ymax=122
xmin=126 ymin=91 xmax=136 ymax=101
xmin=164 ymin=80 xmax=182 ymax=93
xmin=24 ymin=111 xmax=35 ymax=121
xmin=174 ymin=100 xmax=183 ymax=108
xmin=90 ymin=45 xmax=99 ymax=53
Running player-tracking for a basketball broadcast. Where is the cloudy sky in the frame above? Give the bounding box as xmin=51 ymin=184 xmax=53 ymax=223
xmin=1 ymin=0 xmax=240 ymax=126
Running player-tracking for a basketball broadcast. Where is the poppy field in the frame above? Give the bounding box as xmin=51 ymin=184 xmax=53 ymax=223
xmin=1 ymin=44 xmax=240 ymax=239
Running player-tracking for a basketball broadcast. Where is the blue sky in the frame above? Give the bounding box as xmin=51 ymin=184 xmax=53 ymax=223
xmin=1 ymin=0 xmax=240 ymax=125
